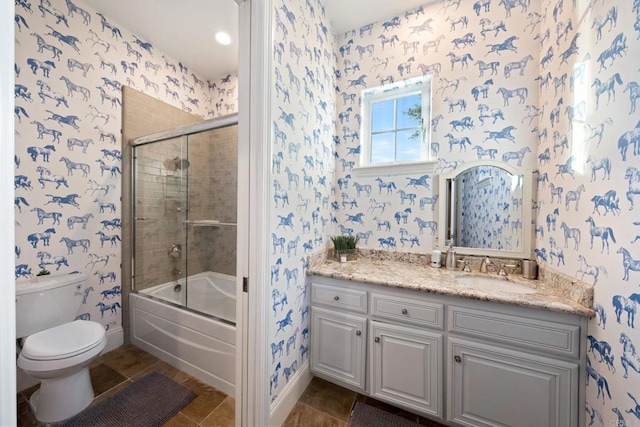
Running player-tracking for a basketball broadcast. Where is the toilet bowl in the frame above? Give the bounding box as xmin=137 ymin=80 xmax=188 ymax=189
xmin=18 ymin=320 xmax=107 ymax=423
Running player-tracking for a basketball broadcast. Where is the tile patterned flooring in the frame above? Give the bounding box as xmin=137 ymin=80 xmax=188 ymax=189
xmin=18 ymin=345 xmax=444 ymax=426
xmin=17 ymin=345 xmax=234 ymax=427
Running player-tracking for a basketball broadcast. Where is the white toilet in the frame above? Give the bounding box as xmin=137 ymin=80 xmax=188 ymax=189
xmin=16 ymin=273 xmax=107 ymax=423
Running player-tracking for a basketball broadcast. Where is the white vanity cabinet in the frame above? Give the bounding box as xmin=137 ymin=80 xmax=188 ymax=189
xmin=370 ymin=320 xmax=443 ymax=418
xmin=448 ymin=338 xmax=578 ymax=427
xmin=310 ymin=283 xmax=367 ymax=391
xmin=309 ymin=276 xmax=587 ymax=427
xmin=447 ymin=305 xmax=581 ymax=427
xmin=310 ymin=307 xmax=367 ymax=391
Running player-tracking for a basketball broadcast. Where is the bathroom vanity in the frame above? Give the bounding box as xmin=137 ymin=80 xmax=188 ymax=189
xmin=308 ymin=258 xmax=592 ymax=427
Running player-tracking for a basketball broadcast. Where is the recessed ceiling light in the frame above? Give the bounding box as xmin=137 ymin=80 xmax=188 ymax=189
xmin=215 ymin=31 xmax=231 ymax=45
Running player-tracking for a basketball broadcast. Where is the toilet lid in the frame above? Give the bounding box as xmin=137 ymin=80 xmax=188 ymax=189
xmin=21 ymin=320 xmax=106 ymax=361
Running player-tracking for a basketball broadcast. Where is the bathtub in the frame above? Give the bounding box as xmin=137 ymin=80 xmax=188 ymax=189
xmin=139 ymin=271 xmax=236 ymax=323
xmin=130 ymin=271 xmax=236 ymax=395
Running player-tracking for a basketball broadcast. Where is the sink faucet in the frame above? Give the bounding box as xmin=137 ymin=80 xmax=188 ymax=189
xmin=479 ymin=257 xmax=491 ymax=273
xmin=457 ymin=259 xmax=471 ymax=272
xmin=498 ymin=263 xmax=518 ymax=277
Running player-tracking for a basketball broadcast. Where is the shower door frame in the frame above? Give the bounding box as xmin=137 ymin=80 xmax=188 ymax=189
xmin=129 ymin=114 xmax=239 ymax=300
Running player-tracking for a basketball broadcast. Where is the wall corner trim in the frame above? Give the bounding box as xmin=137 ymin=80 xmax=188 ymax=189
xmin=268 ymin=361 xmax=312 ymax=427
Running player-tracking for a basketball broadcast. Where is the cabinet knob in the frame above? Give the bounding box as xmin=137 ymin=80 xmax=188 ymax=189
xmin=454 ymin=355 xmax=462 ymax=363
xmin=356 ymin=330 xmax=361 ymax=336
xmin=401 ymin=308 xmax=408 ymax=315
xmin=334 ymin=296 xmax=340 ymax=301
xmin=375 ymin=337 xmax=380 ymax=343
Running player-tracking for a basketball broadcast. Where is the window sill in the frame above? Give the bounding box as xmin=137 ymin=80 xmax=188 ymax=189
xmin=352 ymin=161 xmax=437 ymax=177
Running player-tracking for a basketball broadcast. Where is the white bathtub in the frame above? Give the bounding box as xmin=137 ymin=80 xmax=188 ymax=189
xmin=131 ymin=271 xmax=236 ymax=395
xmin=139 ymin=271 xmax=236 ymax=323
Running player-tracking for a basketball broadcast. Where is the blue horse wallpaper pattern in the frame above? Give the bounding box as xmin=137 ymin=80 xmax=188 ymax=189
xmin=14 ymin=0 xmax=238 ymax=336
xmin=268 ymin=0 xmax=337 ymax=403
xmin=13 ymin=0 xmax=640 ymax=421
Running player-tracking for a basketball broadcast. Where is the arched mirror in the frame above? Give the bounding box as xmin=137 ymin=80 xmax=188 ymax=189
xmin=438 ymin=160 xmax=534 ymax=259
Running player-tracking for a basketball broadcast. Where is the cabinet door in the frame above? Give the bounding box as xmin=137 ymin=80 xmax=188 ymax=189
xmin=448 ymin=338 xmax=578 ymax=427
xmin=370 ymin=321 xmax=443 ymax=418
xmin=311 ymin=306 xmax=366 ymax=391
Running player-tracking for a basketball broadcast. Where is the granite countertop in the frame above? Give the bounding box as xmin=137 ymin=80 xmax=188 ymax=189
xmin=308 ymin=256 xmax=595 ymax=318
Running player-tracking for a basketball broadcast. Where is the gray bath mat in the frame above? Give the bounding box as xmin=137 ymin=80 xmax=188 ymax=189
xmin=62 ymin=371 xmax=197 ymax=427
xmin=349 ymin=402 xmax=419 ymax=427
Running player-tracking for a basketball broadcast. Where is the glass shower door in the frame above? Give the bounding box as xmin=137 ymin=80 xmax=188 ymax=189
xmin=132 ymin=136 xmax=188 ymax=307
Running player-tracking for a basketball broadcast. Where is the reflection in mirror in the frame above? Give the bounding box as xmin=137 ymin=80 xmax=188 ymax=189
xmin=439 ymin=160 xmax=533 ymax=259
xmin=453 ymin=166 xmax=523 ymax=251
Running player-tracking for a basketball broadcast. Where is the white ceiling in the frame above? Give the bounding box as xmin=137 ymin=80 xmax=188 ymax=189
xmin=79 ymin=0 xmax=429 ymax=81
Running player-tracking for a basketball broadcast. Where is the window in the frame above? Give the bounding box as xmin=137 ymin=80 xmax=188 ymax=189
xmin=357 ymin=75 xmax=433 ymax=175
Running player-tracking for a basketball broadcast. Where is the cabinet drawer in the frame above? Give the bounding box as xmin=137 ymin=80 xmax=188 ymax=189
xmin=311 ymin=282 xmax=367 ymax=314
xmin=448 ymin=306 xmax=580 ymax=358
xmin=371 ymin=293 xmax=443 ymax=330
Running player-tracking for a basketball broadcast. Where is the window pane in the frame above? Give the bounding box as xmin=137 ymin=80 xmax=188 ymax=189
xmin=371 ymin=99 xmax=395 ymax=133
xmin=371 ymin=132 xmax=394 ymax=164
xmin=397 ymin=94 xmax=422 ymax=129
xmin=396 ymin=129 xmax=421 ymax=162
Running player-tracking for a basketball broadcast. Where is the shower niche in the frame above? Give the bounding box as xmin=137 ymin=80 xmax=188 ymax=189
xmin=131 ymin=121 xmax=238 ymax=319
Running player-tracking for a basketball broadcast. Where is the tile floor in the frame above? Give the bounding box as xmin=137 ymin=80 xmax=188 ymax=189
xmin=17 ymin=344 xmax=234 ymax=427
xmin=283 ymin=377 xmax=446 ymax=427
xmin=18 ymin=345 xmax=444 ymax=427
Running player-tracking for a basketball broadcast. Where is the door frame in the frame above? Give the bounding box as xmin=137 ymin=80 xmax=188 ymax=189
xmin=0 ymin=0 xmax=16 ymax=424
xmin=237 ymin=0 xmax=272 ymax=425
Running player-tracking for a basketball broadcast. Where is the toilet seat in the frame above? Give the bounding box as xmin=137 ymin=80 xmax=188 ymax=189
xmin=18 ymin=320 xmax=107 ymax=375
xmin=20 ymin=320 xmax=106 ymax=361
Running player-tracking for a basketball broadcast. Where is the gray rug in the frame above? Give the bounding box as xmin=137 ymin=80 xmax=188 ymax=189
xmin=349 ymin=402 xmax=418 ymax=427
xmin=62 ymin=371 xmax=197 ymax=427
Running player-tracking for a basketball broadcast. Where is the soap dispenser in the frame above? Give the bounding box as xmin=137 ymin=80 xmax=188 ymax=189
xmin=445 ymin=240 xmax=457 ymax=270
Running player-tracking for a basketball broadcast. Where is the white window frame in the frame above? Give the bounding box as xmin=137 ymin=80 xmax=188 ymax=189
xmin=355 ymin=75 xmax=435 ymax=177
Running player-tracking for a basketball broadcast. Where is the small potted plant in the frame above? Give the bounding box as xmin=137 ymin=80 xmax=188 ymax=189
xmin=331 ymin=235 xmax=358 ymax=262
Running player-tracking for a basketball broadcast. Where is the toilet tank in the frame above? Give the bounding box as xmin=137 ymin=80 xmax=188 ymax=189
xmin=16 ymin=274 xmax=87 ymax=339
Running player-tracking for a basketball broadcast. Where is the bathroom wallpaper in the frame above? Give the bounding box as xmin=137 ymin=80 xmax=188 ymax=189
xmin=268 ymin=0 xmax=336 ymax=404
xmin=13 ymin=0 xmax=238 ymax=332
xmin=534 ymin=0 xmax=640 ymax=424
xmin=333 ymin=0 xmax=539 ymax=253
xmin=328 ymin=0 xmax=640 ymax=423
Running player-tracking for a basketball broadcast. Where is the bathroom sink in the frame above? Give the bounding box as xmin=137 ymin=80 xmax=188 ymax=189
xmin=454 ymin=276 xmax=537 ymax=294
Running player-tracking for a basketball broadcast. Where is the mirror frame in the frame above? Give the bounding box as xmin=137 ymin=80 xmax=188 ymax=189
xmin=438 ymin=160 xmax=533 ymax=259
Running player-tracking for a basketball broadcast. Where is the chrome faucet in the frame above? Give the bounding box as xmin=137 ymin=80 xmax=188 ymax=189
xmin=168 ymin=244 xmax=182 ymax=259
xmin=479 ymin=257 xmax=491 ymax=273
xmin=498 ymin=263 xmax=518 ymax=277
xmin=457 ymin=258 xmax=471 ymax=273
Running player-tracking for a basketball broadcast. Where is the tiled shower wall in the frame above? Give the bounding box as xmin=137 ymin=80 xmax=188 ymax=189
xmin=205 ymin=125 xmax=238 ymax=276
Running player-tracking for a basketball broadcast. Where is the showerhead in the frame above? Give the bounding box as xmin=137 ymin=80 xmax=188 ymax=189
xmin=176 ymin=158 xmax=190 ymax=170
xmin=163 ymin=156 xmax=190 ymax=171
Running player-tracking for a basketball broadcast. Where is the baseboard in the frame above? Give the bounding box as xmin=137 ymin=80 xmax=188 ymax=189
xmin=104 ymin=326 xmax=124 ymax=354
xmin=269 ymin=361 xmax=312 ymax=427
